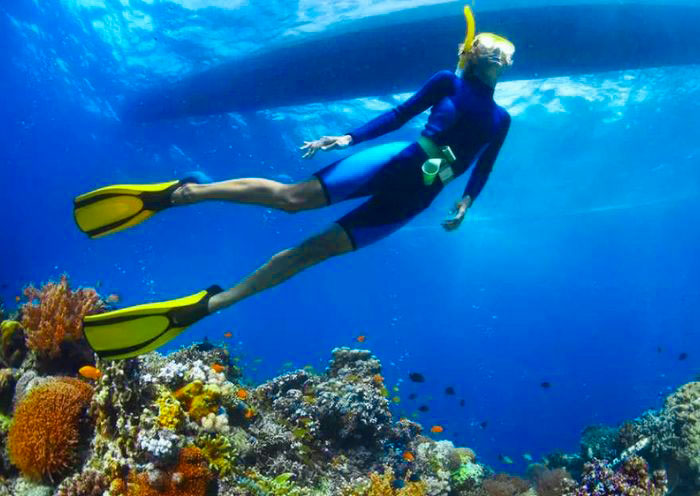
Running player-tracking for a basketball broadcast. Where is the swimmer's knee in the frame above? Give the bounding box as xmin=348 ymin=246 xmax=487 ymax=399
xmin=279 ymin=181 xmax=325 ymax=213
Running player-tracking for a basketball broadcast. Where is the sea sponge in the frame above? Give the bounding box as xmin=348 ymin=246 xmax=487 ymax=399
xmin=7 ymin=377 xmax=93 ymax=481
xmin=174 ymin=380 xmax=221 ymax=422
xmin=362 ymin=468 xmax=427 ymax=496
xmin=21 ymin=275 xmax=103 ymax=360
xmin=0 ymin=320 xmax=27 ymax=367
xmin=156 ymin=389 xmax=184 ymax=430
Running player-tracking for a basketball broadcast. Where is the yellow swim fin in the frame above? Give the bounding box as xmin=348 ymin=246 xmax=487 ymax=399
xmin=73 ymin=179 xmax=187 ymax=239
xmin=83 ymin=285 xmax=223 ymax=360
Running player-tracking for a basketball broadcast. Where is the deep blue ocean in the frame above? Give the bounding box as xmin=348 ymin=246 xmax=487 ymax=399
xmin=1 ymin=0 xmax=699 ymax=474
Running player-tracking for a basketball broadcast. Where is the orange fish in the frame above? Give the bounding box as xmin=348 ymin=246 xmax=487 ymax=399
xmin=430 ymin=425 xmax=444 ymax=434
xmin=356 ymin=335 xmax=366 ymax=343
xmin=78 ymin=365 xmax=101 ymax=380
xmin=402 ymin=451 xmax=415 ymax=462
xmin=211 ymin=364 xmax=225 ymax=373
xmin=106 ymin=293 xmax=120 ymax=303
xmin=244 ymin=408 xmax=255 ymax=419
xmin=15 ymin=296 xmax=20 ymax=302
xmin=372 ymin=374 xmax=384 ymax=384
xmin=224 ymin=332 xmax=233 ymax=338
xmin=236 ymin=388 xmax=249 ymax=401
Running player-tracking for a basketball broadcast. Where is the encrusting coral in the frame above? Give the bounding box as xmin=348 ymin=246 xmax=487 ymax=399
xmin=7 ymin=377 xmax=93 ymax=482
xmin=20 ymin=275 xmax=103 ymax=366
xmin=115 ymin=446 xmax=214 ymax=496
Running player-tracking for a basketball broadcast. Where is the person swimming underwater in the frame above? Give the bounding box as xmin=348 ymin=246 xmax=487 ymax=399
xmin=73 ymin=12 xmax=514 ymax=359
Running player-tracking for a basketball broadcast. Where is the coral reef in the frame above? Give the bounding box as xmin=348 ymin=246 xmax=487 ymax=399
xmin=2 ymin=288 xmax=694 ymax=496
xmin=20 ymin=276 xmax=103 ymax=370
xmin=562 ymin=456 xmax=667 ymax=496
xmin=7 ymin=377 xmax=93 ymax=482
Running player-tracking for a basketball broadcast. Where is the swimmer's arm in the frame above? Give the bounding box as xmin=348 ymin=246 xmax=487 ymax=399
xmin=346 ymin=70 xmax=454 ymax=145
xmin=462 ymin=114 xmax=511 ymax=203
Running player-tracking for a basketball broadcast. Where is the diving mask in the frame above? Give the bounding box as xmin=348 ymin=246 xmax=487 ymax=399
xmin=473 ymin=33 xmax=515 ymax=65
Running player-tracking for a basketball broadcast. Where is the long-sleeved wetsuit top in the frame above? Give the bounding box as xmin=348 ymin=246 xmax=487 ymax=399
xmin=347 ymin=70 xmax=511 ymax=202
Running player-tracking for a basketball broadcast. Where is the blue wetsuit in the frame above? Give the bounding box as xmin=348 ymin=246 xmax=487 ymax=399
xmin=313 ymin=70 xmax=511 ymax=249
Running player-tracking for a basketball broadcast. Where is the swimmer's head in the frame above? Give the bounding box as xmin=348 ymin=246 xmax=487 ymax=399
xmin=458 ymin=33 xmax=515 ymax=79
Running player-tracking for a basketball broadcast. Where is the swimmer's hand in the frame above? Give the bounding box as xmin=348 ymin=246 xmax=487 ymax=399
xmin=442 ymin=199 xmax=471 ymax=232
xmin=300 ymin=135 xmax=353 ymax=159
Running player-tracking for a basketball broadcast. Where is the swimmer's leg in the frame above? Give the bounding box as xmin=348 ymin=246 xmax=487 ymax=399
xmin=172 ymin=178 xmax=327 ymax=213
xmin=208 ymin=223 xmax=353 ymax=311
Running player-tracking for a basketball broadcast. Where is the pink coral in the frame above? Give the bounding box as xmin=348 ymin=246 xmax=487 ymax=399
xmin=21 ymin=275 xmax=103 ymax=359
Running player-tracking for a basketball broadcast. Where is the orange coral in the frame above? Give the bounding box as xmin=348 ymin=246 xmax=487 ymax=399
xmin=116 ymin=447 xmax=213 ymax=496
xmin=8 ymin=377 xmax=93 ymax=481
xmin=21 ymin=275 xmax=103 ymax=358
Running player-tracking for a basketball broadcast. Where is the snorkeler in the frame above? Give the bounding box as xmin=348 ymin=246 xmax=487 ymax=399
xmin=74 ymin=7 xmax=514 ymax=359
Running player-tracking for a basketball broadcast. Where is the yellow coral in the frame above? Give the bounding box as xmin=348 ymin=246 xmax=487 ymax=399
xmin=156 ymin=390 xmax=183 ymax=430
xmin=174 ymin=380 xmax=221 ymax=421
xmin=194 ymin=434 xmax=236 ymax=476
xmin=366 ymin=468 xmax=426 ymax=496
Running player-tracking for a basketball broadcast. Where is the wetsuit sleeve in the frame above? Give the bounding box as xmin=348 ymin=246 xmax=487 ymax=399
xmin=464 ymin=113 xmax=510 ymax=201
xmin=347 ymin=70 xmax=454 ymax=145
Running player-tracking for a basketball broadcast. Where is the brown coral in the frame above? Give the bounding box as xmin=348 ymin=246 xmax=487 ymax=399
xmin=117 ymin=446 xmax=213 ymax=496
xmin=55 ymin=469 xmax=110 ymax=496
xmin=7 ymin=377 xmax=93 ymax=481
xmin=364 ymin=468 xmax=427 ymax=496
xmin=483 ymin=473 xmax=531 ymax=496
xmin=21 ymin=275 xmax=103 ymax=360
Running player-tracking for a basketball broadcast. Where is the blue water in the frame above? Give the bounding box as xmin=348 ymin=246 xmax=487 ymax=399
xmin=2 ymin=0 xmax=699 ymax=474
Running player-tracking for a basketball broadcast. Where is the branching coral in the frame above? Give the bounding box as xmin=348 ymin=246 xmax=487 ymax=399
xmin=7 ymin=377 xmax=93 ymax=482
xmin=563 ymin=457 xmax=667 ymax=496
xmin=21 ymin=275 xmax=103 ymax=360
xmin=194 ymin=434 xmax=237 ymax=477
xmin=366 ymin=468 xmax=427 ymax=496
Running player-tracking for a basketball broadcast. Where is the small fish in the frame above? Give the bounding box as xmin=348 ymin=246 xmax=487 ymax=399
xmin=78 ymin=365 xmax=101 ymax=380
xmin=479 ymin=421 xmax=488 ymax=429
xmin=402 ymin=451 xmax=415 ymax=462
xmin=679 ymin=352 xmax=688 ymax=361
xmin=459 ymin=399 xmax=465 ymax=407
xmin=409 ymin=372 xmax=425 ymax=383
xmin=95 ymin=280 xmax=102 ymax=288
xmin=523 ymin=453 xmax=533 ymax=461
xmin=657 ymin=346 xmax=663 ymax=353
xmin=540 ymin=381 xmax=551 ymax=389
xmin=408 ymin=473 xmax=421 ymax=482
xmin=356 ymin=335 xmax=366 ymax=343
xmin=244 ymin=408 xmax=255 ymax=419
xmin=106 ymin=293 xmax=121 ymax=303
xmin=224 ymin=332 xmax=233 ymax=338
xmin=236 ymin=389 xmax=249 ymax=400
xmin=418 ymin=405 xmax=429 ymax=412
xmin=430 ymin=425 xmax=444 ymax=433
xmin=408 ymin=393 xmax=417 ymax=400
xmin=391 ymin=479 xmax=405 ymax=489
xmin=445 ymin=386 xmax=455 ymax=395
xmin=393 ymin=386 xmax=400 ymax=392
xmin=253 ymin=357 xmax=263 ymax=364
xmin=392 ymin=396 xmax=401 ymax=404
xmin=373 ymin=374 xmax=384 ymax=384
xmin=211 ymin=364 xmax=225 ymax=373
xmin=15 ymin=296 xmax=20 ymax=302
xmin=499 ymin=454 xmax=514 ymax=464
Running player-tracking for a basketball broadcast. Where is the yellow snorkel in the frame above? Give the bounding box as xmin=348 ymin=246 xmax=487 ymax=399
xmin=457 ymin=5 xmax=476 ymax=72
